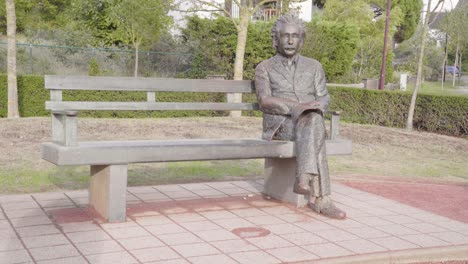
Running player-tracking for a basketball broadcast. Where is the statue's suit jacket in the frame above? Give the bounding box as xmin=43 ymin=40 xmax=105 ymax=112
xmin=255 ymin=54 xmax=330 ymax=140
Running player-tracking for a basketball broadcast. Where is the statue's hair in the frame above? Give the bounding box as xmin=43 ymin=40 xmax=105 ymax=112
xmin=271 ymin=13 xmax=306 ymax=49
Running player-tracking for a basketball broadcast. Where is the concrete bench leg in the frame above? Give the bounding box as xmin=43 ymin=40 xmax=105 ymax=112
xmin=263 ymin=158 xmax=308 ymax=208
xmin=89 ymin=164 xmax=128 ymax=222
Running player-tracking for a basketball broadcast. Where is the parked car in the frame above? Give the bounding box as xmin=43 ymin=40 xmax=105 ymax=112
xmin=445 ymin=66 xmax=461 ymax=77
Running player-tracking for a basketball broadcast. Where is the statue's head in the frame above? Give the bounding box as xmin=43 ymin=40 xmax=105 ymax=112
xmin=271 ymin=14 xmax=306 ymax=58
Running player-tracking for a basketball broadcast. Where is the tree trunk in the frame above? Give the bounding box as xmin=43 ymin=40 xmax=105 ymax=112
xmin=452 ymin=41 xmax=459 ymax=87
xmin=134 ymin=42 xmax=140 ymax=78
xmin=406 ymin=0 xmax=432 ymax=131
xmin=6 ymin=0 xmax=19 ymax=118
xmin=228 ymin=8 xmax=250 ymax=117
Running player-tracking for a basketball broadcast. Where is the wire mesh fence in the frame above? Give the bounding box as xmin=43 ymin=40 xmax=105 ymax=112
xmin=0 ymin=42 xmax=193 ymax=77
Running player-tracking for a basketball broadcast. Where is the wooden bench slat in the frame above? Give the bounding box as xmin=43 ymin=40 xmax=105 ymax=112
xmin=45 ymin=75 xmax=255 ymax=93
xmin=46 ymin=101 xmax=259 ymax=111
xmin=41 ymin=139 xmax=352 ymax=166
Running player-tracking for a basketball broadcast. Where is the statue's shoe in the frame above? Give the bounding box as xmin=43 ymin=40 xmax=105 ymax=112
xmin=293 ymin=175 xmax=310 ymax=195
xmin=312 ymin=201 xmax=346 ymax=220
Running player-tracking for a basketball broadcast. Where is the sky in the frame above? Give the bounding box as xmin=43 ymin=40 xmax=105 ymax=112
xmin=424 ymin=0 xmax=459 ymax=11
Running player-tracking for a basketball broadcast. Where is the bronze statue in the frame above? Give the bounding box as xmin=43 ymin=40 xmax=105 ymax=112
xmin=255 ymin=14 xmax=346 ymax=219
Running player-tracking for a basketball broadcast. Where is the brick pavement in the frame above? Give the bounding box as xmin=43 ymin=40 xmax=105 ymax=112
xmin=0 ymin=181 xmax=467 ymax=264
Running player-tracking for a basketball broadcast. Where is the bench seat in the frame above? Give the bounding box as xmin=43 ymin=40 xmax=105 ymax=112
xmin=41 ymin=139 xmax=352 ymax=166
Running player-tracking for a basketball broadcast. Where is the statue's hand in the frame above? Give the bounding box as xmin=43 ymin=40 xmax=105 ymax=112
xmin=291 ymin=102 xmax=323 ymax=122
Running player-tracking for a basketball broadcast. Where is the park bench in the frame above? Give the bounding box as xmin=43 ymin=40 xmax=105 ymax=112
xmin=41 ymin=75 xmax=352 ymax=222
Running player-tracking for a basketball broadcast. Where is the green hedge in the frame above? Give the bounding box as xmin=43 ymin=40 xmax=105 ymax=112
xmin=329 ymin=87 xmax=468 ymax=137
xmin=1 ymin=75 xmax=467 ymax=137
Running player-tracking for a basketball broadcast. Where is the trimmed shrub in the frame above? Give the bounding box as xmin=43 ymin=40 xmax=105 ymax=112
xmin=329 ymin=87 xmax=468 ymax=137
xmin=1 ymin=75 xmax=467 ymax=137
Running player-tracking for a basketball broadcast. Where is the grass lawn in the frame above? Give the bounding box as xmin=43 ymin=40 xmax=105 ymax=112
xmin=0 ymin=117 xmax=467 ymax=194
xmin=406 ymin=80 xmax=467 ymax=97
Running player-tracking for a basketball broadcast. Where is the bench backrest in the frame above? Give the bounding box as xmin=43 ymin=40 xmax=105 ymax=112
xmin=45 ymin=75 xmax=258 ymax=112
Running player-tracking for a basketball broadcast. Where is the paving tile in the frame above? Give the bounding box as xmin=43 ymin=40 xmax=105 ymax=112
xmin=179 ymin=220 xmax=222 ymax=232
xmin=403 ymin=222 xmax=449 ymax=233
xmin=294 ymin=221 xmax=336 ymax=232
xmin=206 ymin=182 xmax=238 ymax=189
xmin=0 ymin=212 xmax=4 ymax=220
xmin=0 ymin=228 xmax=18 ymax=238
xmin=275 ymin=213 xmax=314 ymax=223
xmin=2 ymin=201 xmax=40 ymax=211
xmin=10 ymin=215 xmax=52 ymax=227
xmin=199 ymin=210 xmax=237 ymax=220
xmin=400 ymin=234 xmax=452 ymax=247
xmin=127 ymin=186 xmax=158 ymax=194
xmin=146 ymin=223 xmax=186 ymax=235
xmin=231 ymin=208 xmax=268 ymax=217
xmin=33 ymin=192 xmax=67 ymax=201
xmin=262 ymin=223 xmax=305 ymax=235
xmin=324 ymin=218 xmax=366 ymax=229
xmin=147 ymin=259 xmax=189 ymax=264
xmin=370 ymin=236 xmax=420 ymax=250
xmin=303 ymin=242 xmax=354 ymax=258
xmin=267 ymin=246 xmax=319 ymax=262
xmin=260 ymin=206 xmax=295 ymax=215
xmin=118 ymin=236 xmax=164 ymax=250
xmin=245 ymin=215 xmax=286 ymax=225
xmin=0 ymin=219 xmax=11 ymax=229
xmin=336 ymin=239 xmax=387 ymax=254
xmin=192 ymin=204 xmax=224 ymax=212
xmin=16 ymin=224 xmax=61 ymax=237
xmin=134 ymin=215 xmax=174 ymax=226
xmin=105 ymin=226 xmax=150 ymax=239
xmin=172 ymin=242 xmax=220 ymax=258
xmin=134 ymin=192 xmax=170 ymax=201
xmin=0 ymin=237 xmax=24 ymax=251
xmin=38 ymin=199 xmax=75 ymax=208
xmin=229 ymin=250 xmax=281 ymax=264
xmin=247 ymin=235 xmax=294 ymax=249
xmin=375 ymin=224 xmax=420 ymax=236
xmin=59 ymin=221 xmax=101 ymax=233
xmin=66 ymin=230 xmax=111 ymax=243
xmin=432 ymin=220 xmax=468 ymax=232
xmin=157 ymin=232 xmax=203 ymax=245
xmin=4 ymin=208 xmax=46 ymax=219
xmin=0 ymin=194 xmax=33 ymax=204
xmin=154 ymin=185 xmax=186 ymax=192
xmin=248 ymin=199 xmax=282 ymax=208
xmin=163 ymin=191 xmax=199 ymax=199
xmin=346 ymin=226 xmax=391 ymax=239
xmin=384 ymin=215 xmax=421 ymax=224
xmin=313 ymin=229 xmax=359 ymax=242
xmin=220 ymin=187 xmax=252 ymax=196
xmin=76 ymin=240 xmax=123 ymax=255
xmin=86 ymin=251 xmax=138 ymax=264
xmin=100 ymin=220 xmax=138 ymax=230
xmin=194 ymin=229 xmax=238 ymax=241
xmin=37 ymin=256 xmax=88 ymax=264
xmin=29 ymin=244 xmax=80 ymax=261
xmin=168 ymin=213 xmax=206 ymax=223
xmin=22 ymin=234 xmax=69 ymax=249
xmin=191 ymin=189 xmax=226 ymax=197
xmin=179 ymin=183 xmax=212 ymax=191
xmin=65 ymin=190 xmax=88 ymax=199
xmin=160 ymin=206 xmax=189 ymax=215
xmin=211 ymin=239 xmax=258 ymax=253
xmin=188 ymin=254 xmax=238 ymax=264
xmin=219 ymin=201 xmax=251 ymax=210
xmin=0 ymin=249 xmax=33 ymax=264
xmin=212 ymin=218 xmax=255 ymax=229
xmin=430 ymin=231 xmax=468 ymax=245
xmin=352 ymin=216 xmax=395 ymax=227
xmin=281 ymin=232 xmax=327 ymax=245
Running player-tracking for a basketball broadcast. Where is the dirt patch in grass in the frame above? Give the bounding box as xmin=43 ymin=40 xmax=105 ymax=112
xmin=0 ymin=117 xmax=467 ymax=193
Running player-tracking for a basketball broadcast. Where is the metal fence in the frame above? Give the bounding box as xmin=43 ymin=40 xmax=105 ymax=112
xmin=0 ymin=42 xmax=193 ymax=77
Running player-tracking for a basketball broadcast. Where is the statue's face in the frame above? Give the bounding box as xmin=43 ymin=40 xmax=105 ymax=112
xmin=277 ymin=23 xmax=303 ymax=58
